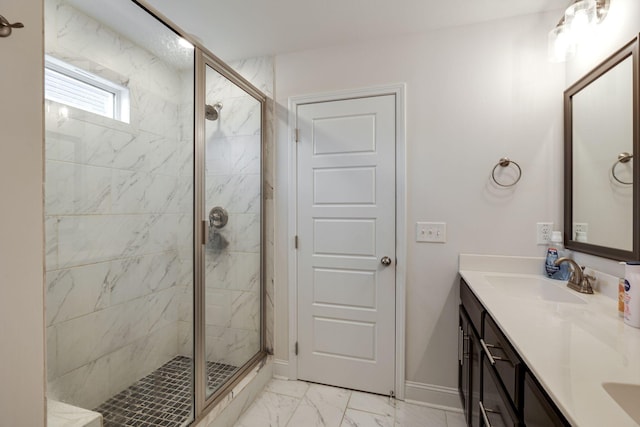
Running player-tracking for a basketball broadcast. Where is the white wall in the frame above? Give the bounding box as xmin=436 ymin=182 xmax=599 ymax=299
xmin=567 ymin=0 xmax=640 ymax=277
xmin=0 ymin=0 xmax=46 ymax=425
xmin=274 ymin=11 xmax=566 ymax=397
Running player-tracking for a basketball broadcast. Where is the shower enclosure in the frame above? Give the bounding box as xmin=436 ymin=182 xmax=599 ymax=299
xmin=44 ymin=0 xmax=266 ymax=425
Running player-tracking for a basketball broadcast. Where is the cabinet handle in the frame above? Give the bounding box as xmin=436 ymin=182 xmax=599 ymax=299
xmin=458 ymin=327 xmax=463 ymax=363
xmin=480 ymin=339 xmax=503 ymax=365
xmin=479 ymin=401 xmax=499 ymax=427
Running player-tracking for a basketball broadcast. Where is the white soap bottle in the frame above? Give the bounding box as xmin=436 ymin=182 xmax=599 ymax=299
xmin=624 ymin=262 xmax=640 ymax=328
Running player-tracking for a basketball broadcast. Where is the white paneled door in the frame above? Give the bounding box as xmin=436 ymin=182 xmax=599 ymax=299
xmin=296 ymin=95 xmax=396 ymax=395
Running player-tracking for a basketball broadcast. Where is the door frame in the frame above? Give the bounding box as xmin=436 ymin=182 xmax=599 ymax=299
xmin=287 ymin=84 xmax=407 ymax=399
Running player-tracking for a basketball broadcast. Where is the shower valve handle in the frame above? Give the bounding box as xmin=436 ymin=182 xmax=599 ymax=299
xmin=0 ymin=15 xmax=24 ymax=38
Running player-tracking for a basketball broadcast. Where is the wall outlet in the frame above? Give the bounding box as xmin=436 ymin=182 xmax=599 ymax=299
xmin=573 ymin=223 xmax=588 ymax=242
xmin=416 ymin=222 xmax=447 ymax=243
xmin=536 ymin=222 xmax=553 ymax=245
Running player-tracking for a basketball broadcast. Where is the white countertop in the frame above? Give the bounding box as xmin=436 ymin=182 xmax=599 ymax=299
xmin=459 ymin=254 xmax=640 ymax=427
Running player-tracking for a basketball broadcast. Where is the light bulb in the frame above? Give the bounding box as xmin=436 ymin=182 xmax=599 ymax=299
xmin=548 ymin=24 xmax=576 ymax=62
xmin=565 ymin=0 xmax=597 ymax=40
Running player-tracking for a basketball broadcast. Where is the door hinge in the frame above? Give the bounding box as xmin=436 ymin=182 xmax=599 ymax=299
xmin=295 ymin=342 xmax=299 ymax=356
xmin=294 ymin=128 xmax=299 ymax=142
xmin=294 ymin=235 xmax=298 ymax=249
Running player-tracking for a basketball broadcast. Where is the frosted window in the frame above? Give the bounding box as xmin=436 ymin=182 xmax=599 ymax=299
xmin=44 ymin=56 xmax=130 ymax=123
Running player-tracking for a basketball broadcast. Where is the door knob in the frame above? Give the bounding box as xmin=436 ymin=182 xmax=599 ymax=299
xmin=381 ymin=256 xmax=392 ymax=266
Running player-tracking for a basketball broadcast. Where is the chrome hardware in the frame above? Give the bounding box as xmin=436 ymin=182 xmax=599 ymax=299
xmin=204 ymin=102 xmax=222 ymax=121
xmin=611 ymin=152 xmax=633 ymax=185
xmin=491 ymin=157 xmax=522 ymax=187
xmin=480 ymin=339 xmax=504 ymax=365
xmin=0 ymin=15 xmax=24 ymax=38
xmin=208 ymin=206 xmax=228 ymax=229
xmin=381 ymin=256 xmax=392 ymax=266
xmin=479 ymin=401 xmax=499 ymax=427
xmin=554 ymin=257 xmax=595 ymax=294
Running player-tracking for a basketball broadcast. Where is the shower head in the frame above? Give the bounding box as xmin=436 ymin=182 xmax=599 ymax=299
xmin=205 ymin=102 xmax=222 ymax=121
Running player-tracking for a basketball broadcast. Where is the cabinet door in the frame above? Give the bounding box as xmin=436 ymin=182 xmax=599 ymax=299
xmin=459 ymin=308 xmax=471 ymax=420
xmin=480 ymin=358 xmax=519 ymax=427
xmin=470 ymin=327 xmax=482 ymax=427
xmin=523 ymin=372 xmax=570 ymax=427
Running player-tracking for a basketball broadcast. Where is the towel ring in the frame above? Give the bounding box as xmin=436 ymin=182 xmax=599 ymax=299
xmin=491 ymin=157 xmax=522 ymax=187
xmin=611 ymin=152 xmax=633 ymax=185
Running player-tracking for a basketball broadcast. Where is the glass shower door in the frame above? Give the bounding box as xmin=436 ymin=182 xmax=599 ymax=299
xmin=200 ymin=62 xmax=263 ymax=401
xmin=44 ymin=0 xmax=195 ymax=425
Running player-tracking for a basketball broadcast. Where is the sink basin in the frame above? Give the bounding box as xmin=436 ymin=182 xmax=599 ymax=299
xmin=603 ymin=382 xmax=640 ymax=424
xmin=484 ymin=275 xmax=587 ymax=304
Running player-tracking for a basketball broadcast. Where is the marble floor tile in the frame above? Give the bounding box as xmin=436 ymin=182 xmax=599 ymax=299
xmin=234 ymin=379 xmax=463 ymax=427
xmin=394 ymin=401 xmax=447 ymax=427
xmin=347 ymin=391 xmax=396 ymax=417
xmin=341 ymin=409 xmax=394 ymax=427
xmin=286 ymin=383 xmax=351 ymax=427
xmin=265 ymin=378 xmax=310 ymax=398
xmin=235 ymin=391 xmax=300 ymax=427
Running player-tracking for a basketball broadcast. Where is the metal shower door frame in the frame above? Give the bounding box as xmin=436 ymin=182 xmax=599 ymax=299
xmin=194 ymin=50 xmax=268 ymax=419
xmin=131 ymin=0 xmax=268 ymax=422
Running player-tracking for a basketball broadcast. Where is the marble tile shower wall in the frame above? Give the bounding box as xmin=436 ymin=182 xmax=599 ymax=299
xmin=229 ymin=57 xmax=276 ymax=355
xmin=44 ymin=0 xmax=193 ymax=410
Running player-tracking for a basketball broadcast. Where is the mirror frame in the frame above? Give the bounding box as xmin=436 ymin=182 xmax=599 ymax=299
xmin=564 ymin=35 xmax=640 ymax=261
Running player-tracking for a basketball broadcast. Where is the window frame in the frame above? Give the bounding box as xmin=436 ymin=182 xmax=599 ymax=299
xmin=44 ymin=55 xmax=130 ymax=123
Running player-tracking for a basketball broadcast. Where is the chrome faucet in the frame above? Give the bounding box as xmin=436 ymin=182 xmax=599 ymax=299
xmin=554 ymin=257 xmax=595 ymax=294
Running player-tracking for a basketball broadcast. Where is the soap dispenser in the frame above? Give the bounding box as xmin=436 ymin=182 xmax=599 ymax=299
xmin=544 ymin=231 xmax=570 ymax=280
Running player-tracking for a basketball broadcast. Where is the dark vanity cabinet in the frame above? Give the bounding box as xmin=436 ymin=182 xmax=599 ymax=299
xmin=523 ymin=372 xmax=570 ymax=427
xmin=458 ymin=279 xmax=570 ymax=427
xmin=481 ymin=357 xmax=519 ymax=427
xmin=459 ymin=308 xmax=481 ymax=427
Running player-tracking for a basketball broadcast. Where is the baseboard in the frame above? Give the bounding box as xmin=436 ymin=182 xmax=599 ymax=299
xmin=404 ymin=381 xmax=463 ymax=412
xmin=273 ymin=358 xmax=289 ymax=379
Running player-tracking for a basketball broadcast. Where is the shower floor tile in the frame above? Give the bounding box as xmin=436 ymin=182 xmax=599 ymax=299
xmin=95 ymin=356 xmax=237 ymax=427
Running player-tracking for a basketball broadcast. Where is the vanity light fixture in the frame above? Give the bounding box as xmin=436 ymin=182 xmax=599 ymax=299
xmin=548 ymin=0 xmax=610 ymax=62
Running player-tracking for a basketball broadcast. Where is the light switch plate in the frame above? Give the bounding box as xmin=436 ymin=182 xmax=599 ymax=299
xmin=416 ymin=222 xmax=447 ymax=243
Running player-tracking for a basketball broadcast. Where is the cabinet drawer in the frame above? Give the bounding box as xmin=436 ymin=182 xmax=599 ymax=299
xmin=482 ymin=314 xmax=523 ymax=409
xmin=461 ymin=279 xmax=484 ymax=335
xmin=481 ymin=358 xmax=519 ymax=427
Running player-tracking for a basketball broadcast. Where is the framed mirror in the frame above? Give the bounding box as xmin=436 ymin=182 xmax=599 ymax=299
xmin=564 ymin=35 xmax=639 ymax=261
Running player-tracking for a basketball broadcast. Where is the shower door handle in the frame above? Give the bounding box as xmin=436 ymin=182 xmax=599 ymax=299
xmin=202 ymin=220 xmax=208 ymax=245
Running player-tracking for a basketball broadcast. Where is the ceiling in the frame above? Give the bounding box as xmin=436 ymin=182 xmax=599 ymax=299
xmin=144 ymin=0 xmax=567 ymax=61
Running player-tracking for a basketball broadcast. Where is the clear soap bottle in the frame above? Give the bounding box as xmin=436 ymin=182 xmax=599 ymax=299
xmin=545 ymin=231 xmax=570 ymax=280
